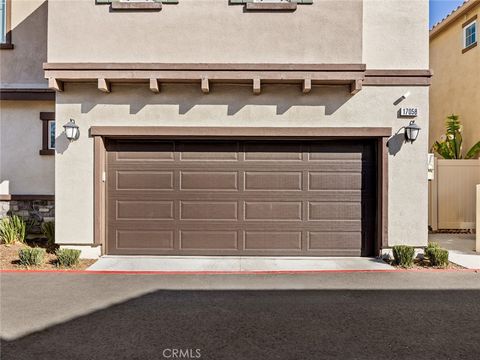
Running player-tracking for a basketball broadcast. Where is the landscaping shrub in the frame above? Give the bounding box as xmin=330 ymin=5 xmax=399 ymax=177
xmin=425 ymin=242 xmax=440 ymax=251
xmin=42 ymin=221 xmax=55 ymax=248
xmin=0 ymin=215 xmax=26 ymax=244
xmin=424 ymin=242 xmax=439 ymax=259
xmin=56 ymin=248 xmax=81 ymax=268
xmin=426 ymin=247 xmax=449 ymax=268
xmin=392 ymin=245 xmax=415 ymax=268
xmin=18 ymin=247 xmax=46 ymax=267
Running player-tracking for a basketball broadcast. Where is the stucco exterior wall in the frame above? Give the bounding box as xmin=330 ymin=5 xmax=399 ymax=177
xmin=47 ymin=0 xmax=363 ymax=64
xmin=363 ymin=0 xmax=429 ymax=69
xmin=55 ymin=84 xmax=429 ymax=248
xmin=0 ymin=0 xmax=48 ymax=88
xmin=0 ymin=101 xmax=55 ymax=195
xmin=429 ymin=4 xmax=480 ymax=152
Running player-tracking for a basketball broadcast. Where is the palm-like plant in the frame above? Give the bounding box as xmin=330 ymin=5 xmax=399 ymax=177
xmin=432 ymin=114 xmax=480 ymax=159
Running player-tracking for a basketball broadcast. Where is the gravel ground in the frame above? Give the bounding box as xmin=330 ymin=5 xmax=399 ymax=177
xmin=0 ymin=243 xmax=96 ymax=270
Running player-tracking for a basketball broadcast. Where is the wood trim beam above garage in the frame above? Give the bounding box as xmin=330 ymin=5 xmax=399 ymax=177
xmin=43 ymin=63 xmax=432 ymax=94
xmin=44 ymin=63 xmax=367 ymax=95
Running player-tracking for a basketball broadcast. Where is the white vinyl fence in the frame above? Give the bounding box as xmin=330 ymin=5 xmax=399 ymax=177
xmin=429 ymin=159 xmax=480 ymax=230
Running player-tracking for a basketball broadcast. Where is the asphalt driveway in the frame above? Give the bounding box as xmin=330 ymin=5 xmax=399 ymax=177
xmin=1 ymin=272 xmax=480 ymax=360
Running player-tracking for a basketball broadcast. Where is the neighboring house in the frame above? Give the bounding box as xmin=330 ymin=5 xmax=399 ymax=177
xmin=0 ymin=0 xmax=55 ymax=232
xmin=430 ymin=0 xmax=479 ymax=152
xmin=1 ymin=0 xmax=431 ymax=259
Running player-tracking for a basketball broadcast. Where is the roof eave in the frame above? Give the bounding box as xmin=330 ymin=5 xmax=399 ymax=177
xmin=430 ymin=0 xmax=480 ymax=40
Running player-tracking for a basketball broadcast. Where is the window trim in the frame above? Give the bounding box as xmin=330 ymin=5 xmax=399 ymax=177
xmin=39 ymin=112 xmax=55 ymax=156
xmin=0 ymin=0 xmax=13 ymax=50
xmin=462 ymin=16 xmax=477 ymax=53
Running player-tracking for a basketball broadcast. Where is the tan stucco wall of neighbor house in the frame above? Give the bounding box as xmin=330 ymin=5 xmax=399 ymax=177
xmin=0 ymin=101 xmax=55 ymax=195
xmin=55 ymin=85 xmax=429 ymax=249
xmin=49 ymin=0 xmax=430 ymax=254
xmin=0 ymin=0 xmax=49 ymax=88
xmin=429 ymin=3 xmax=480 ymax=152
xmin=47 ymin=0 xmax=363 ymax=64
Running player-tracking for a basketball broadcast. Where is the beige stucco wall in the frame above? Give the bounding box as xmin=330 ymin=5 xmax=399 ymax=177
xmin=55 ymin=84 xmax=429 ymax=248
xmin=0 ymin=101 xmax=55 ymax=195
xmin=429 ymin=4 xmax=480 ymax=152
xmin=363 ymin=0 xmax=429 ymax=69
xmin=0 ymin=0 xmax=48 ymax=88
xmin=47 ymin=0 xmax=363 ymax=64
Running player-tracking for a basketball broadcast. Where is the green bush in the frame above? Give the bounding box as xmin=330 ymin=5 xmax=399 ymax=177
xmin=425 ymin=242 xmax=440 ymax=251
xmin=18 ymin=247 xmax=46 ymax=267
xmin=0 ymin=215 xmax=26 ymax=244
xmin=42 ymin=221 xmax=55 ymax=247
xmin=424 ymin=242 xmax=439 ymax=260
xmin=56 ymin=248 xmax=81 ymax=268
xmin=392 ymin=245 xmax=415 ymax=268
xmin=426 ymin=247 xmax=449 ymax=268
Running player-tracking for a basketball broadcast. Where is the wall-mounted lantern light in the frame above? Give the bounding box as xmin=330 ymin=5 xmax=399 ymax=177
xmin=63 ymin=119 xmax=80 ymax=142
xmin=404 ymin=120 xmax=421 ymax=143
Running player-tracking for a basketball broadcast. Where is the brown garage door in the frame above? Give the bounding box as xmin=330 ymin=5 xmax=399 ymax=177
xmin=106 ymin=139 xmax=376 ymax=256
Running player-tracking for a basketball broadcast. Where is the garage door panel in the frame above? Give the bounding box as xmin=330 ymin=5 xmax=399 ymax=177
xmin=244 ymin=171 xmax=302 ymax=191
xmin=179 ymin=231 xmax=239 ymax=250
xmin=244 ymin=142 xmax=303 ymax=161
xmin=309 ymin=172 xmax=362 ymax=190
xmin=244 ymin=231 xmax=302 ymax=250
xmin=112 ymin=141 xmax=175 ymax=161
xmin=308 ymin=232 xmax=362 ymax=250
xmin=244 ymin=201 xmax=302 ymax=221
xmin=309 ymin=202 xmax=362 ymax=220
xmin=180 ymin=201 xmax=238 ymax=221
xmin=116 ymin=171 xmax=174 ymax=191
xmin=106 ymin=139 xmax=376 ymax=256
xmin=116 ymin=200 xmax=174 ymax=220
xmin=116 ymin=230 xmax=174 ymax=250
xmin=179 ymin=141 xmax=239 ymax=161
xmin=180 ymin=171 xmax=238 ymax=191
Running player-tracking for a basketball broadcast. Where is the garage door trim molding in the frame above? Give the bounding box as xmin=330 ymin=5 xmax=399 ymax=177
xmin=90 ymin=126 xmax=392 ymax=138
xmin=92 ymin=127 xmax=390 ymax=256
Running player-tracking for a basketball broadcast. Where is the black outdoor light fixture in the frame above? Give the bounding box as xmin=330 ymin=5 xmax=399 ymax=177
xmin=63 ymin=119 xmax=80 ymax=142
xmin=404 ymin=120 xmax=421 ymax=143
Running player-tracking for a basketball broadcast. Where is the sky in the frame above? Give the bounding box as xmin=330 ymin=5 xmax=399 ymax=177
xmin=430 ymin=0 xmax=466 ymax=28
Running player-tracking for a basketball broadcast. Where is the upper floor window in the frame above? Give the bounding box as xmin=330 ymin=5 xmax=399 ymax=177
xmin=463 ymin=19 xmax=477 ymax=49
xmin=0 ymin=0 xmax=12 ymax=49
xmin=0 ymin=0 xmax=6 ymax=44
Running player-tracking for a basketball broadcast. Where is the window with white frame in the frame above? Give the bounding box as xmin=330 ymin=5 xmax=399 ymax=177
xmin=48 ymin=121 xmax=56 ymax=149
xmin=463 ymin=19 xmax=477 ymax=49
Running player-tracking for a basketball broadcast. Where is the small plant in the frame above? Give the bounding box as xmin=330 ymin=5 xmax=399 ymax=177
xmin=432 ymin=114 xmax=480 ymax=159
xmin=0 ymin=215 xmax=26 ymax=244
xmin=392 ymin=245 xmax=415 ymax=268
xmin=42 ymin=221 xmax=55 ymax=248
xmin=56 ymin=248 xmax=81 ymax=268
xmin=425 ymin=247 xmax=449 ymax=268
xmin=18 ymin=247 xmax=46 ymax=267
xmin=424 ymin=242 xmax=440 ymax=254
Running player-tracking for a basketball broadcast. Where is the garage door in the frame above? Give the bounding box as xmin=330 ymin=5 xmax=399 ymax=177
xmin=106 ymin=139 xmax=376 ymax=256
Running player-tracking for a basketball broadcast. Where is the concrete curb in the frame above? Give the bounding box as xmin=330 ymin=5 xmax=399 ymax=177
xmin=1 ymin=268 xmax=479 ymax=275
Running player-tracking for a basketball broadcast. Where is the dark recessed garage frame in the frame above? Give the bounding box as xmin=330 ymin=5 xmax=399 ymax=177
xmin=91 ymin=126 xmax=391 ymax=257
